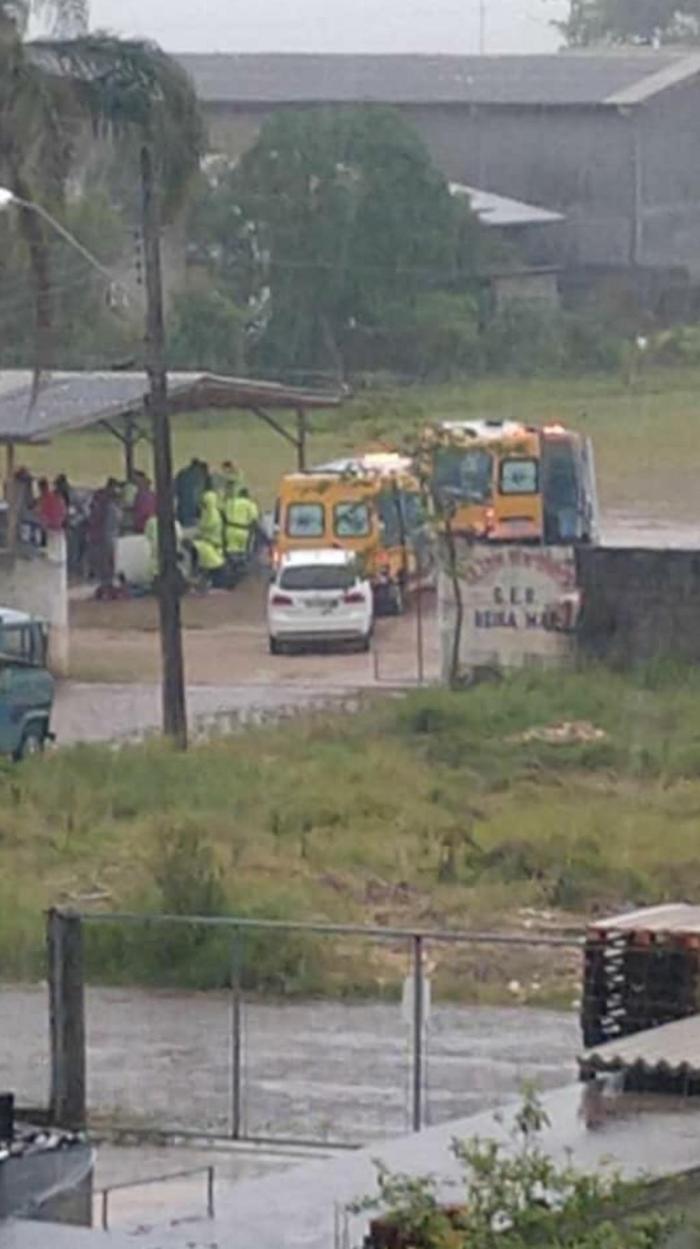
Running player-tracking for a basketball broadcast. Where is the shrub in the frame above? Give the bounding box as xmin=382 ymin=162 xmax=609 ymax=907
xmin=168 ymin=287 xmax=247 ymax=372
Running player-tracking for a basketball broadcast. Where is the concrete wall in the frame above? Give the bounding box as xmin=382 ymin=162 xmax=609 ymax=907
xmin=576 ymin=547 xmax=700 ymax=668
xmin=439 ymin=541 xmax=577 ymax=680
xmin=0 ymin=533 xmax=69 ymax=676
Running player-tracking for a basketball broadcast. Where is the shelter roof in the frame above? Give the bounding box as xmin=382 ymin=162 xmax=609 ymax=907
xmin=0 ymin=371 xmax=342 ymax=446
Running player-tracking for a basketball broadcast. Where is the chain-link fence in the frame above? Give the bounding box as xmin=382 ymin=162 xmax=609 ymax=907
xmin=48 ymin=913 xmax=585 ymax=1147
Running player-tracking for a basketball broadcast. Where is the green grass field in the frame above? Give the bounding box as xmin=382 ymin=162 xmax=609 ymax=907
xmin=6 ymin=667 xmax=700 ymax=998
xmin=20 ymin=365 xmax=700 ymax=519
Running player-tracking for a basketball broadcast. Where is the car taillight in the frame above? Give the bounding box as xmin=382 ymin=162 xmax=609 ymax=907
xmin=271 ymin=593 xmax=294 ymax=606
xmin=344 ymin=591 xmax=365 ymax=604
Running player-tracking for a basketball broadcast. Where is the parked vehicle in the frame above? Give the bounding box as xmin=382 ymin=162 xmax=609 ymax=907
xmin=273 ymin=452 xmax=432 ymax=615
xmin=268 ymin=549 xmax=373 ymax=653
xmin=418 ymin=419 xmax=599 ymax=545
xmin=0 ymin=608 xmax=54 ymax=760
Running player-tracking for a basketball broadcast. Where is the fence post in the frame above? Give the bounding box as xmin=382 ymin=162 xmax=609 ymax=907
xmin=206 ymin=1165 xmax=215 ymax=1218
xmin=411 ymin=934 xmax=424 ymax=1133
xmin=230 ymin=928 xmax=243 ymax=1140
xmin=47 ymin=908 xmax=86 ymax=1129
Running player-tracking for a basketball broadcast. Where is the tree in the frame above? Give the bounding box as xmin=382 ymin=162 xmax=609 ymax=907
xmin=188 ymin=107 xmax=485 ymax=378
xmin=559 ymin=0 xmax=700 ymax=45
xmin=0 ymin=6 xmax=202 ymax=376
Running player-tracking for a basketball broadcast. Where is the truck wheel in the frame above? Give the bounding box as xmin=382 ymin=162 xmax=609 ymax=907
xmin=14 ymin=725 xmax=45 ymax=762
xmin=269 ymin=636 xmax=281 ymax=655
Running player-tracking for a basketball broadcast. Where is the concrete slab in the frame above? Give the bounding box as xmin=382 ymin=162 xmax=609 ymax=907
xmin=82 ymin=1082 xmax=700 ymax=1248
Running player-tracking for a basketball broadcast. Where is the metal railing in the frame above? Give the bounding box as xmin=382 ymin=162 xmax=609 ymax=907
xmin=97 ymin=1164 xmax=215 ymax=1230
xmin=65 ymin=912 xmax=585 ymax=1148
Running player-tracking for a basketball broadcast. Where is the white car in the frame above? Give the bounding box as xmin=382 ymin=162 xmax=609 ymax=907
xmin=268 ymin=549 xmax=373 ymax=653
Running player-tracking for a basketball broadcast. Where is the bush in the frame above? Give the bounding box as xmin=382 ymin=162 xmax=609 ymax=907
xmin=345 ymin=293 xmax=483 ymax=380
xmin=168 ymin=287 xmax=247 ymax=372
xmin=563 ymin=310 xmax=625 ymax=372
xmin=356 ymin=1092 xmax=677 ymax=1249
xmin=482 ymin=303 xmax=567 ymax=376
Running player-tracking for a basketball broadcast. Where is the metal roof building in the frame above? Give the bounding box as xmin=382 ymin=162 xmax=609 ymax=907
xmin=176 ymin=48 xmax=700 ymax=278
xmin=176 ymin=50 xmax=700 ymax=108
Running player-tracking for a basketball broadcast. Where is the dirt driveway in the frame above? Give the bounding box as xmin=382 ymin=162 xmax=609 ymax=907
xmin=56 ymin=577 xmax=438 ymax=742
xmin=69 ymin=575 xmax=438 ymax=688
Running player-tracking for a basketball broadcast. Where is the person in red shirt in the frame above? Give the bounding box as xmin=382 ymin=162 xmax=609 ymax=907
xmin=133 ymin=473 xmax=156 ymax=534
xmin=36 ymin=477 xmax=67 ymax=534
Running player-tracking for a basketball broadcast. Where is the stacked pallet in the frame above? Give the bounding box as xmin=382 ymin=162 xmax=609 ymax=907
xmin=581 ymin=904 xmax=700 ymax=1048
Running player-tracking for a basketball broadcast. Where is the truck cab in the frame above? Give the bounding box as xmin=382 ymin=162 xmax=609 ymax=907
xmin=0 ymin=608 xmax=54 ymax=760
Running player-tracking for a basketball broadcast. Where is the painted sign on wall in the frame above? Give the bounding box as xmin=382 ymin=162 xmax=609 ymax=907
xmin=438 ymin=541 xmax=577 ymax=679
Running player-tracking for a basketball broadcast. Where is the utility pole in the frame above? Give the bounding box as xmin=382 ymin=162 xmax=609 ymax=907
xmin=140 ymin=143 xmax=188 ymax=748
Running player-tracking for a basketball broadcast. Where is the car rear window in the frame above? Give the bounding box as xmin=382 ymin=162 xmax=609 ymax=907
xmin=279 ymin=565 xmax=356 ymax=591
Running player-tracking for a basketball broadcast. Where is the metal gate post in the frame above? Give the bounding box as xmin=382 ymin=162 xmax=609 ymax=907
xmin=230 ymin=928 xmax=243 ymax=1140
xmin=47 ymin=908 xmax=86 ymax=1128
xmin=411 ymin=934 xmax=424 ymax=1132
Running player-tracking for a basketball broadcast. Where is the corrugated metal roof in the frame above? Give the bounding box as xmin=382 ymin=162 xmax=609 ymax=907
xmin=0 ymin=371 xmax=342 ymax=444
xmin=174 ymin=50 xmax=697 ymax=108
xmin=450 ymin=183 xmax=565 ymax=226
xmin=581 ymin=1013 xmax=700 ymax=1078
xmin=589 ymin=904 xmax=700 ymax=937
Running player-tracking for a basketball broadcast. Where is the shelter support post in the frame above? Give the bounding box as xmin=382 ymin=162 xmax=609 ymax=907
xmin=48 ymin=909 xmax=86 ymax=1129
xmin=296 ymin=408 xmax=307 ymax=471
xmin=124 ymin=414 xmax=136 ymax=482
xmin=4 ymin=440 xmax=16 ymax=550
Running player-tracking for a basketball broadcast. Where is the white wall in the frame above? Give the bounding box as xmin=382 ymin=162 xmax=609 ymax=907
xmin=0 ymin=532 xmax=69 ymax=676
xmin=439 ymin=541 xmax=576 ymax=681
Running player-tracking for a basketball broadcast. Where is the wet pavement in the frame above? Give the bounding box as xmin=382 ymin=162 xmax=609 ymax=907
xmin=2 ymin=987 xmax=579 ymax=1148
xmin=10 ymin=1082 xmax=700 ymax=1248
xmin=601 ymin=513 xmax=700 ymax=548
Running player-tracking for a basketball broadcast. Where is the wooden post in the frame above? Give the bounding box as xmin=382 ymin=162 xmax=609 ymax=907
xmin=5 ymin=441 xmax=16 ymax=550
xmin=124 ymin=415 xmax=136 ymax=483
xmin=296 ymin=408 xmax=307 ymax=471
xmin=141 ymin=142 xmax=188 ymax=748
xmin=47 ymin=909 xmax=86 ymax=1129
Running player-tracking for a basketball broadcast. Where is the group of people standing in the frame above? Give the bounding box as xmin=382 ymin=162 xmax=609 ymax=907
xmin=174 ymin=457 xmax=261 ymax=586
xmin=10 ymin=454 xmax=261 ymax=597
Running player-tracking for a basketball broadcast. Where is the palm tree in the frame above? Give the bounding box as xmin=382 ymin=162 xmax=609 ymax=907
xmin=1 ymin=2 xmax=202 ymax=745
xmin=1 ymin=1 xmax=202 ymax=377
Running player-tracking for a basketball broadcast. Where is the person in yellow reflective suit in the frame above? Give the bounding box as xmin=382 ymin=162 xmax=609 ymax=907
xmin=144 ymin=514 xmax=184 ymax=582
xmin=223 ymin=487 xmax=259 ymax=556
xmin=192 ymin=483 xmax=225 ymax=577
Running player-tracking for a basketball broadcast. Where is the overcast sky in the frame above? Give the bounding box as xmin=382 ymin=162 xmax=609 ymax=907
xmin=82 ymin=0 xmax=568 ymax=54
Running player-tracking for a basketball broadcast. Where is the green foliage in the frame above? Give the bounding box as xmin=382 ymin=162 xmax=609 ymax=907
xmin=168 ymin=286 xmax=247 ymax=373
xmin=36 ymin=35 xmax=204 ymax=219
xmin=0 ymin=191 xmax=139 ymax=368
xmin=559 ymin=0 xmax=700 ymax=44
xmin=356 ymin=1092 xmax=675 ymax=1249
xmin=12 ymin=665 xmax=700 ymax=991
xmin=482 ymin=305 xmax=567 ymax=376
xmin=345 ymin=293 xmax=483 ymax=381
xmin=186 ymin=106 xmax=485 ymax=377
